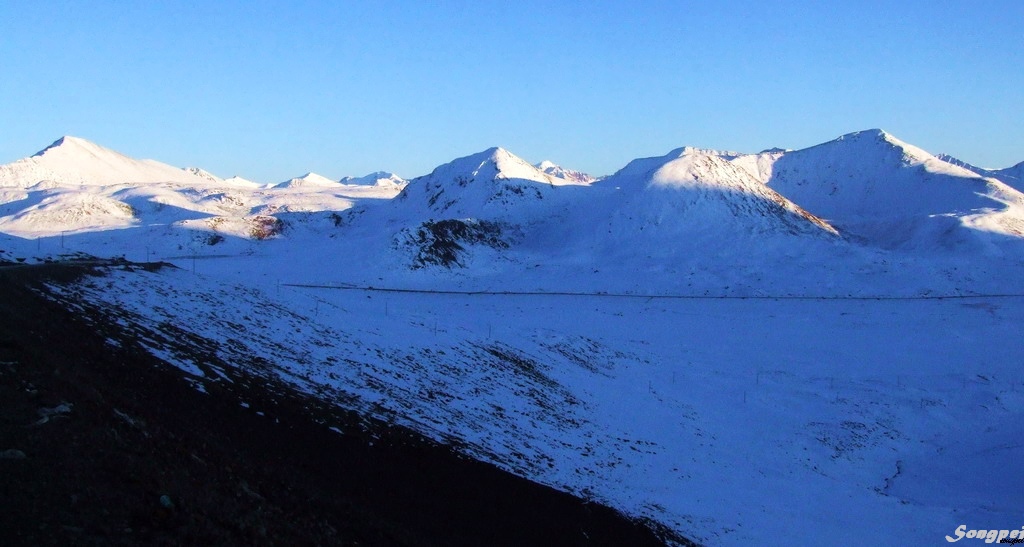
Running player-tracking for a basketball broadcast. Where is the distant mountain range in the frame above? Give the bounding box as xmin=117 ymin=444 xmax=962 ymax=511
xmin=1 ymin=130 xmax=1022 ymax=290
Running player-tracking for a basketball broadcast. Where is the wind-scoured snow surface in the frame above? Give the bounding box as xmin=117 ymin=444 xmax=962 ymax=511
xmin=3 ymin=131 xmax=1024 ymax=545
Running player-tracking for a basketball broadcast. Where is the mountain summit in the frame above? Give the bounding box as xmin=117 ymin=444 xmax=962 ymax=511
xmin=763 ymin=129 xmax=1024 ymax=249
xmin=275 ymin=172 xmax=341 ymax=189
xmin=0 ymin=136 xmax=221 ymax=188
xmin=391 ymin=147 xmax=574 ymax=219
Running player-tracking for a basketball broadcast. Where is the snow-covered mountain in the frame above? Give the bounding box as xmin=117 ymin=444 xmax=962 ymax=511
xmin=8 ymin=132 xmax=1022 ymax=259
xmin=339 ymin=147 xmax=585 ymax=271
xmin=339 ymin=171 xmax=407 ymax=187
xmin=275 ymin=172 xmax=342 ymax=189
xmin=743 ymin=129 xmax=1024 ymax=251
xmin=365 ymin=144 xmax=842 ymax=276
xmin=390 ymin=147 xmax=586 ymax=218
xmin=601 ymin=146 xmax=837 ymax=236
xmin=4 ymin=131 xmax=1022 ymax=291
xmin=536 ymin=160 xmax=597 ymax=184
xmin=0 ymin=136 xmax=222 ymax=188
xmin=0 ymin=137 xmax=402 ymax=246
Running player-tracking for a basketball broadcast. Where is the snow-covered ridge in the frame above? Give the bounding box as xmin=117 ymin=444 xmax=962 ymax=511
xmin=936 ymin=153 xmax=1024 ymax=193
xmin=339 ymin=171 xmax=407 ymax=187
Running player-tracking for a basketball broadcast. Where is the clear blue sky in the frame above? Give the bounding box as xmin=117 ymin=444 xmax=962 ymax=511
xmin=1 ymin=1 xmax=1021 ymax=182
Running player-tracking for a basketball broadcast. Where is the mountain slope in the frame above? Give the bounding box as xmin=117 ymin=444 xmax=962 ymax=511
xmin=936 ymin=154 xmax=1024 ymax=193
xmin=42 ymin=254 xmax=1024 ymax=546
xmin=0 ymin=261 xmax=678 ymax=547
xmin=725 ymin=147 xmax=787 ymax=183
xmin=602 ymin=146 xmax=837 ymax=237
xmin=993 ymin=161 xmax=1024 ymax=192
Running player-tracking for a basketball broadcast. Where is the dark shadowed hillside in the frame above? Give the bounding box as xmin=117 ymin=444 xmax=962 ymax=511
xmin=0 ymin=261 xmax=688 ymax=547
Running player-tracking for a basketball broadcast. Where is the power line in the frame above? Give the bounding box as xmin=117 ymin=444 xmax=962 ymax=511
xmin=281 ymin=283 xmax=1024 ymax=302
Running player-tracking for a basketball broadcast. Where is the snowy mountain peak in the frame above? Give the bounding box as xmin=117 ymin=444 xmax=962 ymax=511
xmin=417 ymin=147 xmax=551 ymax=186
xmin=839 ymin=127 xmax=888 ymax=139
xmin=614 ymin=146 xmax=784 ymax=185
xmin=828 ymin=128 xmax=938 ymax=165
xmin=32 ymin=135 xmax=94 ymax=157
xmin=835 ymin=128 xmax=905 ymax=145
xmin=464 ymin=147 xmax=538 ymax=179
xmin=31 ymin=135 xmax=130 ymax=162
xmin=763 ymin=129 xmax=1024 ymax=249
xmin=676 ymin=146 xmax=745 ymax=159
xmin=1 ymin=136 xmax=221 ymax=188
xmin=535 ymin=160 xmax=596 ymax=185
xmin=388 ymin=147 xmax=567 ymax=220
xmin=275 ymin=172 xmax=340 ymax=189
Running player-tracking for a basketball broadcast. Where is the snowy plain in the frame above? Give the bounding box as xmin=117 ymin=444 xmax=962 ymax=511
xmin=1 ymin=131 xmax=1023 ymax=545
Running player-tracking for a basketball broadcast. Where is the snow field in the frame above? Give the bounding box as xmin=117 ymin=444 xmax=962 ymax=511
xmin=48 ymin=265 xmax=1024 ymax=545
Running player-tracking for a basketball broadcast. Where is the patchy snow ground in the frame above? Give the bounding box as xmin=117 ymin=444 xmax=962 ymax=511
xmin=40 ymin=263 xmax=1024 ymax=545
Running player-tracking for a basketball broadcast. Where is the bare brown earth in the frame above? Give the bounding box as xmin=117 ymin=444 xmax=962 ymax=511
xmin=0 ymin=260 xmax=692 ymax=546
